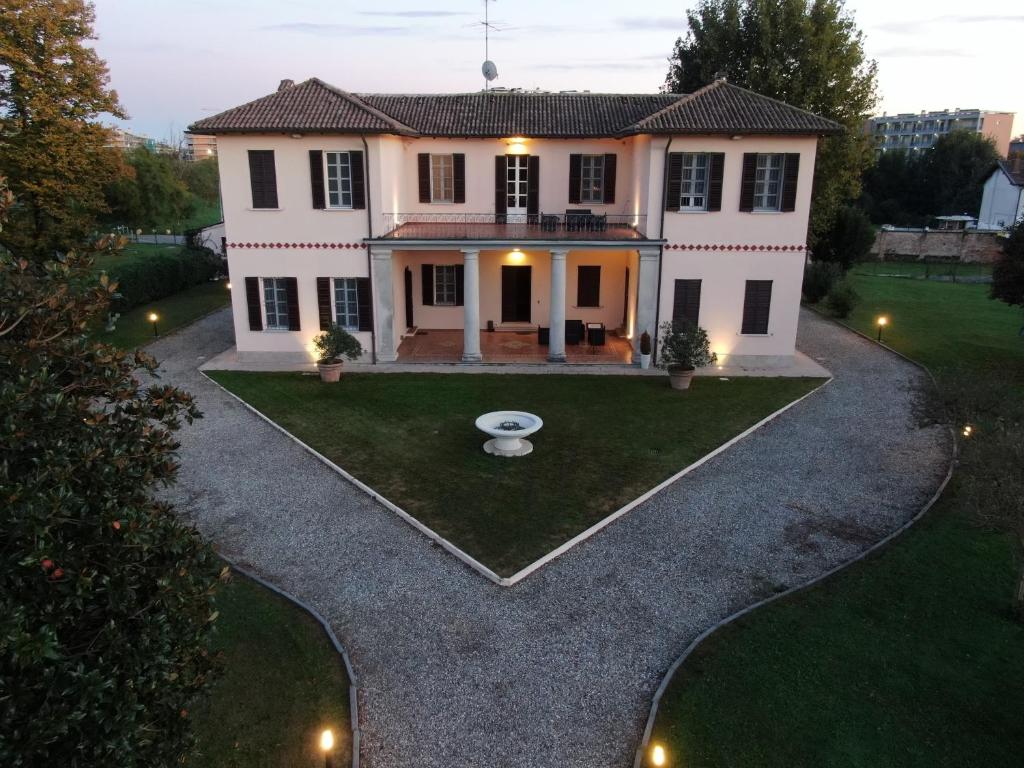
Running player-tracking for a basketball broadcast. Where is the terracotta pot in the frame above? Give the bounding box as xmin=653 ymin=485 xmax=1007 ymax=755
xmin=317 ymin=361 xmax=343 ymax=383
xmin=640 ymin=353 xmax=652 ymax=370
xmin=668 ymin=366 xmax=695 ymax=390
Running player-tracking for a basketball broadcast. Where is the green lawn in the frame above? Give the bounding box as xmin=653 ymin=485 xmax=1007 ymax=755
xmin=207 ymin=372 xmax=822 ymax=576
xmin=93 ymin=242 xmax=184 ymax=276
xmin=188 ymin=573 xmax=351 ymax=768
xmin=98 ymin=280 xmax=230 ymax=350
xmin=853 ymin=260 xmax=992 ymax=281
xmin=648 ymin=268 xmax=1024 ymax=768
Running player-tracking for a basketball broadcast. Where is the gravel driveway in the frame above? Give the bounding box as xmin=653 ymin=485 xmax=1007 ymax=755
xmin=155 ymin=308 xmax=949 ymax=768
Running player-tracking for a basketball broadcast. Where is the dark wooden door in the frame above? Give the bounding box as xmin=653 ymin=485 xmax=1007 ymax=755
xmin=501 ymin=265 xmax=532 ymax=322
xmin=404 ymin=267 xmax=414 ymax=329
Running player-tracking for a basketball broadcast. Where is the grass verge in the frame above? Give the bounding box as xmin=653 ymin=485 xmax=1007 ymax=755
xmin=189 ymin=572 xmax=351 ymax=768
xmin=648 ymin=267 xmax=1024 ymax=768
xmin=98 ymin=280 xmax=230 ymax=350
xmin=206 ymin=372 xmax=822 ymax=576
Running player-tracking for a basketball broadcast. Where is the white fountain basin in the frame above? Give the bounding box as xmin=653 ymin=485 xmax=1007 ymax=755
xmin=475 ymin=410 xmax=543 ymax=457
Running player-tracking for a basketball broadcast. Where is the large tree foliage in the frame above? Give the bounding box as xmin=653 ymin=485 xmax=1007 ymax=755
xmin=182 ymin=157 xmax=220 ymax=206
xmin=664 ymin=0 xmax=878 ymax=245
xmin=0 ymin=0 xmax=126 ymax=259
xmin=991 ymin=221 xmax=1024 ymax=316
xmin=860 ymin=132 xmax=1001 ymax=225
xmin=104 ymin=147 xmax=193 ymax=230
xmin=0 ymin=248 xmax=223 ymax=765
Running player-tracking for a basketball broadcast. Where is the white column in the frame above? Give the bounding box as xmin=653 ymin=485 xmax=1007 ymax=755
xmin=548 ymin=248 xmax=568 ymax=362
xmin=634 ymin=246 xmax=661 ymax=364
xmin=371 ymin=248 xmax=397 ymax=362
xmin=461 ymin=248 xmax=482 ymax=362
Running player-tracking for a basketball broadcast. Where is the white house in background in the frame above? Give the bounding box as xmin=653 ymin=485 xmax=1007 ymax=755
xmin=978 ymin=157 xmax=1024 ymax=230
xmin=189 ymin=78 xmax=840 ymax=367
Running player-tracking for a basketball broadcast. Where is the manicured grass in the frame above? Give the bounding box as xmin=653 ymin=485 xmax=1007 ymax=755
xmin=649 ymin=269 xmax=1024 ymax=767
xmin=99 ymin=280 xmax=230 ymax=350
xmin=93 ymin=242 xmax=185 ymax=276
xmin=853 ymin=260 xmax=992 ymax=280
xmin=189 ymin=573 xmax=351 ymax=768
xmin=207 ymin=372 xmax=822 ymax=575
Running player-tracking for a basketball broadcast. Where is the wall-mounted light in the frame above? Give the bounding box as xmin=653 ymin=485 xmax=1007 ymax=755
xmin=290 ymin=133 xmax=304 ymax=139
xmin=506 ymin=136 xmax=528 ymax=154
xmin=507 ymin=248 xmax=525 ymax=262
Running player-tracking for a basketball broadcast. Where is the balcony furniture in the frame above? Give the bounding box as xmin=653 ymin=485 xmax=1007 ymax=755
xmin=538 ymin=326 xmax=550 ymax=345
xmin=586 ymin=322 xmax=606 ymax=346
xmin=566 ymin=319 xmax=585 ymax=345
xmin=541 ymin=214 xmax=559 ymax=232
xmin=565 ymin=209 xmax=592 ymax=232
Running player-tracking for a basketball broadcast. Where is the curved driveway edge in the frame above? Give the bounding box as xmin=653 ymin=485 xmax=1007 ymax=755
xmin=155 ymin=307 xmax=951 ymax=768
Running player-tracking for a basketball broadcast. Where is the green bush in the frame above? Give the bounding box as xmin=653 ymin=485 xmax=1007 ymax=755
xmin=825 ymin=281 xmax=860 ymax=318
xmin=1 ymin=252 xmax=221 ymax=766
xmin=814 ymin=205 xmax=876 ymax=269
xmin=802 ymin=261 xmax=842 ymax=303
xmin=313 ymin=325 xmax=363 ymax=363
xmin=104 ymin=246 xmax=222 ymax=312
xmin=657 ymin=319 xmax=717 ymax=371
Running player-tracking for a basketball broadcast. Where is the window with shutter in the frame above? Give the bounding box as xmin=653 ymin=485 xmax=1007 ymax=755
xmin=333 ymin=278 xmax=360 ymax=330
xmin=430 ymin=154 xmax=455 ymax=203
xmin=248 ymin=150 xmax=278 ymax=209
xmin=262 ymin=277 xmax=290 ymax=329
xmin=672 ymin=279 xmax=702 ymax=325
xmin=576 ymin=266 xmax=601 ymax=307
xmin=324 ymin=152 xmax=353 ymax=208
xmin=741 ymin=280 xmax=773 ymax=335
xmin=433 ymin=265 xmax=458 ymax=306
xmin=752 ymin=154 xmax=785 ymax=211
xmin=579 ymin=155 xmax=605 ymax=203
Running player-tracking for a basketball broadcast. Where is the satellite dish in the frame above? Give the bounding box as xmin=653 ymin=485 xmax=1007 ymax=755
xmin=482 ymin=60 xmax=498 ymax=81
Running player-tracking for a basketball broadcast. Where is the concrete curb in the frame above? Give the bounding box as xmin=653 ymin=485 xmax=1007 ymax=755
xmin=218 ymin=555 xmax=361 ymax=768
xmin=631 ymin=313 xmax=958 ymax=768
xmin=199 ymin=370 xmax=832 ymax=588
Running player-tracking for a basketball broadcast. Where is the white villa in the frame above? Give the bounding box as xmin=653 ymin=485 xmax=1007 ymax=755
xmin=189 ymin=77 xmax=840 ymax=367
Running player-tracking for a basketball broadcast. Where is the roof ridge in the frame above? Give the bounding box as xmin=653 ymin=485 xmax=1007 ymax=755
xmin=627 ymin=79 xmax=722 ymax=131
xmin=306 ymin=78 xmax=419 ymax=135
xmin=715 ymin=80 xmax=845 ymax=130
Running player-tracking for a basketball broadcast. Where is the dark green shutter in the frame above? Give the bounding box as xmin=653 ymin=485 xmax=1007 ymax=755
xmin=245 ymin=276 xmax=262 ymax=331
xmin=453 ymin=154 xmax=466 ymax=203
xmin=741 ymin=280 xmax=772 ymax=334
xmin=707 ymin=153 xmax=725 ymax=212
xmin=602 ymin=154 xmax=616 ymax=204
xmin=309 ymin=151 xmax=325 ymax=209
xmin=356 ymin=278 xmax=372 ymax=332
xmin=285 ymin=277 xmax=300 ymax=331
xmin=421 ymin=264 xmax=434 ymax=305
xmin=672 ymin=279 xmax=702 ymax=325
xmin=316 ymin=277 xmax=332 ymax=330
xmin=577 ymin=266 xmax=601 ymax=307
xmin=527 ymin=155 xmax=539 ymax=217
xmin=569 ymin=154 xmax=582 ymax=204
xmin=350 ymin=150 xmax=365 ymax=209
xmin=665 ymin=153 xmax=682 ymax=210
xmin=494 ymin=156 xmax=507 ymax=220
xmin=418 ymin=153 xmax=431 ymax=203
xmin=455 ymin=264 xmax=465 ymax=306
xmin=248 ymin=150 xmax=278 ymax=208
xmin=739 ymin=154 xmax=757 ymax=212
xmin=781 ymin=153 xmax=800 ymax=212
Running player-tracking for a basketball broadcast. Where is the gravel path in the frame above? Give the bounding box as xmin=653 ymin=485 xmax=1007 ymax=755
xmin=155 ymin=308 xmax=949 ymax=768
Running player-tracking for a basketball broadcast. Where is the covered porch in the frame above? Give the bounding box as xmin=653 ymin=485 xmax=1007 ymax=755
xmin=367 ymin=235 xmax=662 ymax=366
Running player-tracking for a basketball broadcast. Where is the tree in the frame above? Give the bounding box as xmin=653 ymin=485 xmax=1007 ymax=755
xmin=0 ymin=0 xmax=126 ymax=259
xmin=0 ymin=248 xmax=223 ymax=763
xmin=664 ymin=0 xmax=878 ymax=246
xmin=814 ymin=204 xmax=876 ymax=269
xmin=991 ymin=221 xmax=1024 ymax=324
xmin=104 ymin=147 xmax=193 ymax=231
xmin=919 ymin=131 xmax=999 ymax=218
xmin=860 ymin=149 xmax=926 ymax=226
xmin=182 ymin=157 xmax=221 ymax=206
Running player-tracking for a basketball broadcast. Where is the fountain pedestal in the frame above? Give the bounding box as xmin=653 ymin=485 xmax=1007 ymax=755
xmin=475 ymin=411 xmax=543 ymax=457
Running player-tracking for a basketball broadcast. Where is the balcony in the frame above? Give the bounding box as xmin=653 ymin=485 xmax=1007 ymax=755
xmin=376 ymin=212 xmax=650 ymax=242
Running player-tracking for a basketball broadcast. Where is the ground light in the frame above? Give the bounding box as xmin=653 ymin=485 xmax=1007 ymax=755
xmin=650 ymin=743 xmax=667 ymax=766
xmin=148 ymin=312 xmax=159 ymax=338
xmin=876 ymin=315 xmax=888 ymax=342
xmin=319 ymin=728 xmax=334 ymax=768
xmin=225 ymin=281 xmax=232 ymax=290
xmin=962 ymin=424 xmax=973 ymax=438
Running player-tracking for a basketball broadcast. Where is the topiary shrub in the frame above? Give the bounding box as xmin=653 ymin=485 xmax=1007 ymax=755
xmin=312 ymin=324 xmax=364 ymax=363
xmin=825 ymin=281 xmax=861 ymax=318
xmin=802 ymin=261 xmax=842 ymax=303
xmin=1 ymin=251 xmax=222 ymax=766
xmin=657 ymin=319 xmax=717 ymax=371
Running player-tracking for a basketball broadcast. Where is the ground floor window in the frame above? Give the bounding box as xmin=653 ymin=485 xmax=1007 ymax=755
xmin=434 ymin=265 xmax=458 ymax=305
xmin=672 ymin=279 xmax=702 ymax=325
xmin=577 ymin=266 xmax=601 ymax=307
xmin=741 ymin=279 xmax=772 ymax=334
xmin=263 ymin=277 xmax=290 ymax=329
xmin=334 ymin=278 xmax=359 ymax=330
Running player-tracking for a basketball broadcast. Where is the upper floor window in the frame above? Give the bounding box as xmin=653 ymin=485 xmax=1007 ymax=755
xmin=580 ymin=155 xmax=605 ymax=204
xmin=248 ymin=150 xmax=278 ymax=209
xmin=434 ymin=265 xmax=458 ymax=306
xmin=679 ymin=153 xmax=709 ymax=210
xmin=753 ymin=154 xmax=785 ymax=212
xmin=263 ymin=277 xmax=290 ymax=330
xmin=326 ymin=151 xmax=353 ymax=208
xmin=430 ymin=154 xmax=455 ymax=203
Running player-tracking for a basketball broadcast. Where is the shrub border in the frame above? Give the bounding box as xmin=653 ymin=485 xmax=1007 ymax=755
xmin=630 ymin=311 xmax=957 ymax=768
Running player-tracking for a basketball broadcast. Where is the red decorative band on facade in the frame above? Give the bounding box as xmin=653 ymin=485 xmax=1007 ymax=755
xmin=226 ymin=242 xmax=367 ymax=250
xmin=664 ymin=243 xmax=806 ymax=251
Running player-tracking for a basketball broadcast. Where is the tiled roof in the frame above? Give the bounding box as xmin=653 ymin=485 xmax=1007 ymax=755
xmin=995 ymin=158 xmax=1024 ymax=186
xmin=190 ymin=77 xmax=842 ymax=137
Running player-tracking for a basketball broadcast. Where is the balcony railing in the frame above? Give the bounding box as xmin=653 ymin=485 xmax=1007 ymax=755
xmin=378 ymin=212 xmax=649 ymax=241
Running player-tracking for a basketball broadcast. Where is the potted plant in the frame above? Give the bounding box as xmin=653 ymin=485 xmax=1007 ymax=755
xmin=639 ymin=330 xmax=652 ymax=369
xmin=657 ymin=319 xmax=716 ymax=390
xmin=312 ymin=325 xmax=363 ymax=382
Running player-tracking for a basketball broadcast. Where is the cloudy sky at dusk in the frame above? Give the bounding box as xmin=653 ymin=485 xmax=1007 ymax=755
xmin=90 ymin=0 xmax=1022 ymax=141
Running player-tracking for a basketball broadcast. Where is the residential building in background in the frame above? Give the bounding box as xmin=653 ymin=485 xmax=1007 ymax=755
xmin=868 ymin=109 xmax=1014 ymax=156
xmin=1010 ymin=135 xmax=1024 ymax=156
xmin=978 ymin=157 xmax=1024 ymax=230
xmin=104 ymin=125 xmax=174 ymax=154
xmin=190 ymin=78 xmax=840 ymax=368
xmin=185 ymin=133 xmax=218 ymax=162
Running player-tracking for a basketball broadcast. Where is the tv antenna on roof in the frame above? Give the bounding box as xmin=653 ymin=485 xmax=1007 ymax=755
xmin=477 ymin=0 xmax=502 ymax=89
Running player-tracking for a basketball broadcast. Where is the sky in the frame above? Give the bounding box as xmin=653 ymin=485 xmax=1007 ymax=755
xmin=89 ymin=0 xmax=1023 ymax=141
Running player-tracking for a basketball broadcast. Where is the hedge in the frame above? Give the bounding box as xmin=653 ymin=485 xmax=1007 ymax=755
xmin=101 ymin=246 xmax=222 ymax=312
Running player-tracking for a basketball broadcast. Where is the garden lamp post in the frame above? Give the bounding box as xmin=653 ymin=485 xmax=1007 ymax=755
xmin=319 ymin=728 xmax=334 ymax=768
xmin=650 ymin=743 xmax=667 ymax=766
xmin=876 ymin=315 xmax=888 ymax=342
xmin=148 ymin=312 xmax=159 ymax=338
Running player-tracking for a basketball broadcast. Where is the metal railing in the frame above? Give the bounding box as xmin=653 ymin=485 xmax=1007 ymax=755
xmin=379 ymin=212 xmax=648 ymax=240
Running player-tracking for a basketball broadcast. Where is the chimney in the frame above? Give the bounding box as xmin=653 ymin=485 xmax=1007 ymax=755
xmin=278 ymin=79 xmax=295 ymax=92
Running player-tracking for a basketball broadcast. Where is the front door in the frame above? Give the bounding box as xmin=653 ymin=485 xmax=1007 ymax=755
xmin=506 ymin=155 xmax=529 ymax=221
xmin=501 ymin=265 xmax=532 ymax=323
